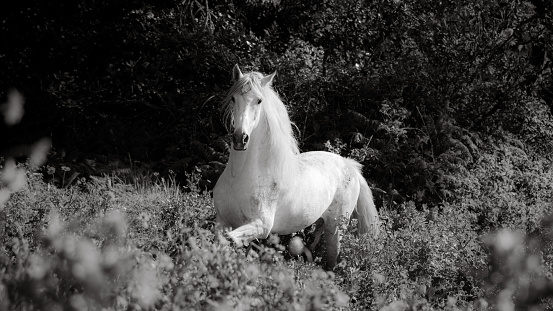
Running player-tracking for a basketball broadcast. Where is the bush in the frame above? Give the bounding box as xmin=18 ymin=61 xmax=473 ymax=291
xmin=338 ymin=202 xmax=483 ymax=310
xmin=455 ymin=137 xmax=553 ymax=232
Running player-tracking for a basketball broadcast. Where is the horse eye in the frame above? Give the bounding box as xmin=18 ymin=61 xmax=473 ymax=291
xmin=230 ymin=97 xmax=235 ymax=103
xmin=257 ymin=99 xmax=263 ymax=105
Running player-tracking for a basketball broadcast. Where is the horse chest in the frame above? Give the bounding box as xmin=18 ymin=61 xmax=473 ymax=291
xmin=217 ymin=173 xmax=278 ymax=227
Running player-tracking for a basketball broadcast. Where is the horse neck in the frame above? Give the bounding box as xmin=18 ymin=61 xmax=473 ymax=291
xmin=229 ymin=118 xmax=297 ymax=181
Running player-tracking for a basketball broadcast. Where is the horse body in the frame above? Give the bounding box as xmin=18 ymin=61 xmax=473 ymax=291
xmin=213 ymin=65 xmax=379 ymax=268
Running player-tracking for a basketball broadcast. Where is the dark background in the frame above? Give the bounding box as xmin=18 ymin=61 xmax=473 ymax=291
xmin=1 ymin=0 xmax=552 ymax=206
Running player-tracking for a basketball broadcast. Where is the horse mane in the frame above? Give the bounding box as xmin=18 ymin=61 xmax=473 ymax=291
xmin=222 ymin=71 xmax=300 ymax=178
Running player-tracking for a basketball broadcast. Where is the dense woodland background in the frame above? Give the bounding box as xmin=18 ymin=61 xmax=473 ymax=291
xmin=1 ymin=0 xmax=553 ymax=201
xmin=2 ymin=0 xmax=553 ymax=310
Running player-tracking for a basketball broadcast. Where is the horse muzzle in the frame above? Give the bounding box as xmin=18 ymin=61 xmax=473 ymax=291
xmin=232 ymin=131 xmax=250 ymax=151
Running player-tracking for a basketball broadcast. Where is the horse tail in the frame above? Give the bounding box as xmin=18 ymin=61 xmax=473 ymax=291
xmin=354 ymin=168 xmax=380 ymax=238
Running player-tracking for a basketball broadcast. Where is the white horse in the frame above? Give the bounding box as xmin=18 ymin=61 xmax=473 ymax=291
xmin=213 ymin=65 xmax=380 ymax=268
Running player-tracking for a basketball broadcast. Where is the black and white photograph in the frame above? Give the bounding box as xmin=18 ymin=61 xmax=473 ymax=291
xmin=1 ymin=0 xmax=552 ymax=310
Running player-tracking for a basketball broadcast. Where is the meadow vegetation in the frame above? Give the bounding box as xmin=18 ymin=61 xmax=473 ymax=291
xmin=2 ymin=142 xmax=553 ymax=310
xmin=2 ymin=0 xmax=553 ymax=310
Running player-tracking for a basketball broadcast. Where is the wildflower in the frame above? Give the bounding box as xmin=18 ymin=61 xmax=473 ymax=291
xmin=47 ymin=166 xmax=56 ymax=175
xmin=138 ymin=212 xmax=150 ymax=229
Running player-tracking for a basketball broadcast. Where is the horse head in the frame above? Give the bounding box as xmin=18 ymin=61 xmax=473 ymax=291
xmin=228 ymin=64 xmax=275 ymax=151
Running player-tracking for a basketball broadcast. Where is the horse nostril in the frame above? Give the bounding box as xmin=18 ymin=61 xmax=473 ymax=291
xmin=243 ymin=134 xmax=249 ymax=144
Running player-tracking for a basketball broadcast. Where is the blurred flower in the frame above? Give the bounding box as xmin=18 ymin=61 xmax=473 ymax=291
xmin=27 ymin=254 xmax=48 ymax=280
xmin=8 ymin=169 xmax=26 ymax=192
xmin=382 ymin=300 xmax=408 ymax=311
xmin=69 ymin=294 xmax=87 ymax=311
xmin=29 ymin=138 xmax=51 ymax=168
xmin=494 ymin=230 xmax=522 ymax=252
xmin=62 ymin=235 xmax=78 ymax=256
xmin=335 ymin=291 xmax=350 ymax=307
xmin=46 ymin=209 xmax=62 ymax=239
xmin=245 ymin=264 xmax=260 ymax=280
xmin=1 ymin=159 xmax=27 ymax=192
xmin=103 ymin=210 xmax=127 ymax=243
xmin=0 ymin=189 xmax=10 ymax=208
xmin=207 ymin=275 xmax=220 ymax=288
xmin=1 ymin=89 xmax=24 ymax=126
xmin=103 ymin=246 xmax=120 ymax=267
xmin=116 ymin=296 xmax=128 ymax=310
xmin=474 ymin=298 xmax=489 ymax=310
xmin=157 ymin=253 xmax=174 ymax=271
xmin=497 ymin=289 xmax=515 ymax=311
xmin=131 ymin=261 xmax=161 ymax=309
xmin=73 ymin=240 xmax=102 ymax=286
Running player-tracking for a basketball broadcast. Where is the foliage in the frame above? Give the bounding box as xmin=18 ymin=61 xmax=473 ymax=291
xmin=338 ymin=202 xmax=483 ymax=310
xmin=0 ymin=166 xmax=352 ymax=310
xmin=1 ymin=163 xmax=553 ymax=310
xmin=455 ymin=136 xmax=553 ymax=232
xmin=2 ymin=0 xmax=552 ymax=201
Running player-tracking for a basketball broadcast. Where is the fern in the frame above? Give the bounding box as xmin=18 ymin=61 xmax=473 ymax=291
xmin=190 ymin=141 xmax=225 ymax=163
xmin=347 ymin=110 xmax=381 ymax=133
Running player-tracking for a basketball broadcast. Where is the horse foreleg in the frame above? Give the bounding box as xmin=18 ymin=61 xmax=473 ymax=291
xmin=227 ymin=218 xmax=273 ymax=247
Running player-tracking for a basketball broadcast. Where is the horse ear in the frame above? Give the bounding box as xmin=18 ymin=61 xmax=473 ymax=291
xmin=232 ymin=64 xmax=243 ymax=82
xmin=260 ymin=71 xmax=276 ymax=87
